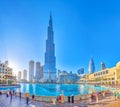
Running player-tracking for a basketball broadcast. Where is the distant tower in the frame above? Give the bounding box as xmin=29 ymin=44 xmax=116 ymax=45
xmin=101 ymin=62 xmax=106 ymax=70
xmin=23 ymin=69 xmax=27 ymax=80
xmin=40 ymin=65 xmax=43 ymax=79
xmin=44 ymin=12 xmax=56 ymax=82
xmin=29 ymin=60 xmax=34 ymax=82
xmin=36 ymin=62 xmax=41 ymax=82
xmin=18 ymin=71 xmax=21 ymax=82
xmin=88 ymin=58 xmax=95 ymax=74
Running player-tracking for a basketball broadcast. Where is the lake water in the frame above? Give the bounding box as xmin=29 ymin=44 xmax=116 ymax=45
xmin=0 ymin=83 xmax=109 ymax=96
xmin=18 ymin=83 xmax=109 ymax=96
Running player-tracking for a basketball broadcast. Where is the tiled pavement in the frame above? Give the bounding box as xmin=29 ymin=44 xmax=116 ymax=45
xmin=0 ymin=94 xmax=88 ymax=107
xmin=0 ymin=94 xmax=115 ymax=107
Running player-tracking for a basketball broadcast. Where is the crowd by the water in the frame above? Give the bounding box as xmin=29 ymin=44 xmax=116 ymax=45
xmin=4 ymin=90 xmax=34 ymax=105
xmin=0 ymin=89 xmax=114 ymax=106
xmin=2 ymin=90 xmax=76 ymax=105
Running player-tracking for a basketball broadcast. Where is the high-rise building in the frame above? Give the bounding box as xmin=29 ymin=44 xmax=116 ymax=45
xmin=44 ymin=13 xmax=56 ymax=82
xmin=88 ymin=58 xmax=95 ymax=74
xmin=18 ymin=71 xmax=21 ymax=82
xmin=36 ymin=62 xmax=41 ymax=82
xmin=23 ymin=69 xmax=27 ymax=80
xmin=40 ymin=65 xmax=43 ymax=79
xmin=29 ymin=60 xmax=34 ymax=82
xmin=101 ymin=62 xmax=106 ymax=70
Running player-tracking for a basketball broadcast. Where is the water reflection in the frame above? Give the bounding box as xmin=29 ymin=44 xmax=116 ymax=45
xmin=8 ymin=83 xmax=109 ymax=96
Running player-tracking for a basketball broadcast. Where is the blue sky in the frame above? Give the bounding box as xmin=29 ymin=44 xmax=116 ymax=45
xmin=0 ymin=0 xmax=120 ymax=75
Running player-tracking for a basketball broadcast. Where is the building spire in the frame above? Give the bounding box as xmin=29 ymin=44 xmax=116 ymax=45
xmin=49 ymin=11 xmax=52 ymax=27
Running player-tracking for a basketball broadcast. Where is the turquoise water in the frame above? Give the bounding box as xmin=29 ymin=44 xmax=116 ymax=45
xmin=18 ymin=83 xmax=108 ymax=96
xmin=0 ymin=83 xmax=108 ymax=96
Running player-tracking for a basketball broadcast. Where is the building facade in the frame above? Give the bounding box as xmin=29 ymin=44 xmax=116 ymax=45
xmin=101 ymin=62 xmax=106 ymax=70
xmin=79 ymin=61 xmax=120 ymax=85
xmin=36 ymin=62 xmax=41 ymax=82
xmin=44 ymin=13 xmax=56 ymax=82
xmin=23 ymin=69 xmax=27 ymax=81
xmin=29 ymin=60 xmax=34 ymax=82
xmin=40 ymin=65 xmax=43 ymax=79
xmin=18 ymin=71 xmax=21 ymax=82
xmin=88 ymin=58 xmax=95 ymax=74
xmin=0 ymin=61 xmax=16 ymax=84
xmin=57 ymin=71 xmax=80 ymax=83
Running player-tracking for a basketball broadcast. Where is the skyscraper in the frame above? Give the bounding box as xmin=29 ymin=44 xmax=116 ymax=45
xmin=88 ymin=58 xmax=95 ymax=74
xmin=44 ymin=13 xmax=56 ymax=82
xmin=36 ymin=62 xmax=41 ymax=82
xmin=29 ymin=60 xmax=34 ymax=82
xmin=101 ymin=62 xmax=106 ymax=70
xmin=40 ymin=65 xmax=43 ymax=79
xmin=23 ymin=69 xmax=27 ymax=80
xmin=18 ymin=71 xmax=21 ymax=82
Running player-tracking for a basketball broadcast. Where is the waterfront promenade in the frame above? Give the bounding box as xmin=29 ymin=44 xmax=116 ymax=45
xmin=0 ymin=92 xmax=117 ymax=107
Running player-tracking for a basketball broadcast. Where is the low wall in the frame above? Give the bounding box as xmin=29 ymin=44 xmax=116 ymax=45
xmin=0 ymin=90 xmax=112 ymax=103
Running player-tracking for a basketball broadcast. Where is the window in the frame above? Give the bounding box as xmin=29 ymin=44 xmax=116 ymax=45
xmin=112 ymin=78 xmax=114 ymax=80
xmin=106 ymin=70 xmax=108 ymax=74
xmin=103 ymin=71 xmax=105 ymax=74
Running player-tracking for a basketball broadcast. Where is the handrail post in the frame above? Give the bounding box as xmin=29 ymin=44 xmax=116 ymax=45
xmin=50 ymin=96 xmax=53 ymax=102
xmin=42 ymin=96 xmax=44 ymax=102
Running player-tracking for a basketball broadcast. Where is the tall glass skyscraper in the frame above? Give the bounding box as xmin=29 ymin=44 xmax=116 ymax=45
xmin=23 ymin=69 xmax=27 ymax=80
xmin=36 ymin=62 xmax=41 ymax=82
xmin=88 ymin=58 xmax=95 ymax=74
xmin=44 ymin=13 xmax=56 ymax=82
xmin=29 ymin=60 xmax=34 ymax=82
xmin=101 ymin=62 xmax=106 ymax=70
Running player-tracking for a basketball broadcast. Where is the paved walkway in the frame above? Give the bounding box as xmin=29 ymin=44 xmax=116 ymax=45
xmin=0 ymin=93 xmax=116 ymax=107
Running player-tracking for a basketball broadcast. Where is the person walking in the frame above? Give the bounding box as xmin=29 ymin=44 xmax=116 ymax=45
xmin=14 ymin=91 xmax=17 ymax=98
xmin=32 ymin=94 xmax=35 ymax=100
xmin=6 ymin=90 xmax=9 ymax=97
xmin=25 ymin=92 xmax=30 ymax=105
xmin=71 ymin=94 xmax=74 ymax=103
xmin=56 ymin=96 xmax=59 ymax=103
xmin=10 ymin=91 xmax=12 ymax=102
xmin=114 ymin=91 xmax=117 ymax=100
xmin=31 ymin=94 xmax=35 ymax=104
xmin=19 ymin=92 xmax=21 ymax=100
xmin=117 ymin=91 xmax=120 ymax=99
xmin=13 ymin=90 xmax=15 ymax=96
xmin=68 ymin=96 xmax=70 ymax=103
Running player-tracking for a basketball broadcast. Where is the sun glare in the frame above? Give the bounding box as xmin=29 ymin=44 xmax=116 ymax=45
xmin=9 ymin=61 xmax=19 ymax=76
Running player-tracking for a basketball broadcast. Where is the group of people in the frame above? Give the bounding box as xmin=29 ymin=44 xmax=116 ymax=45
xmin=114 ymin=91 xmax=120 ymax=100
xmin=55 ymin=94 xmax=74 ymax=103
xmin=25 ymin=92 xmax=36 ymax=105
xmin=6 ymin=90 xmax=36 ymax=105
xmin=56 ymin=96 xmax=62 ymax=103
xmin=68 ymin=95 xmax=74 ymax=103
xmin=90 ymin=93 xmax=98 ymax=102
xmin=6 ymin=90 xmax=16 ymax=102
